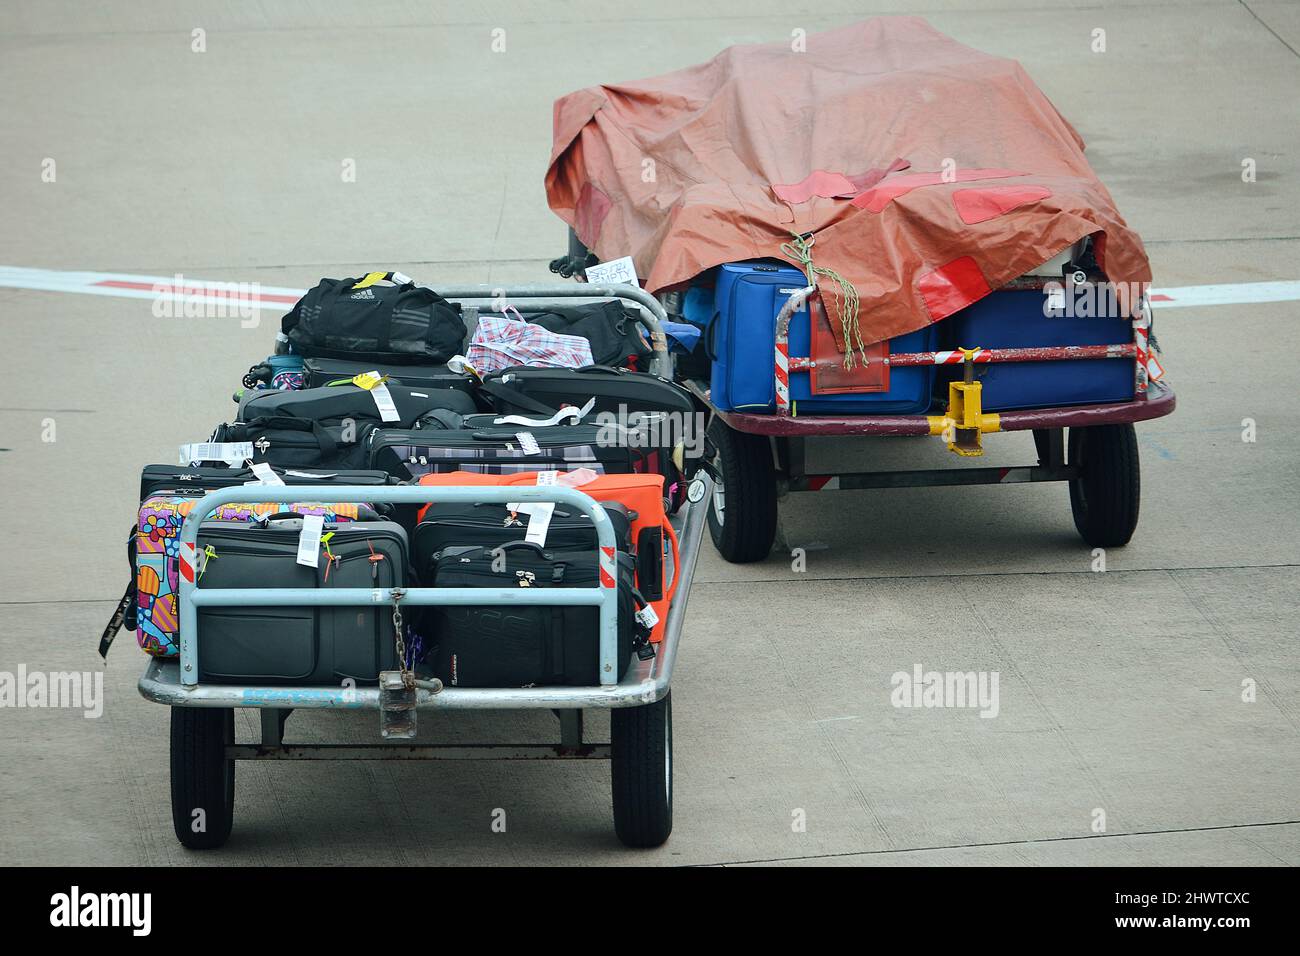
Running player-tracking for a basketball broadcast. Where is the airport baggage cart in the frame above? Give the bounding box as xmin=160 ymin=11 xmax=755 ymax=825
xmin=141 ymin=287 xmax=705 ymax=849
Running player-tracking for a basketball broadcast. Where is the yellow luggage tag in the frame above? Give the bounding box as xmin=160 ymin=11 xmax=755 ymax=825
xmin=352 ymin=370 xmax=400 ymax=422
xmin=351 ymin=271 xmax=388 ymax=291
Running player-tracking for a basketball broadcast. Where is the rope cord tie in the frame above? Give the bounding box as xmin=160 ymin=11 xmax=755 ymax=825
xmin=779 ymin=233 xmax=866 ymax=369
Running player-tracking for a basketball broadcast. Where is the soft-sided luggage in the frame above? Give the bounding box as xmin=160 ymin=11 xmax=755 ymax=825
xmin=281 ymin=272 xmax=466 ymax=365
xmin=945 ymin=287 xmax=1135 ymax=411
xmin=194 ymin=518 xmax=412 ymax=685
xmin=301 ymin=355 xmax=481 ymax=401
xmin=505 ymin=472 xmax=677 ymax=643
xmin=238 ymin=381 xmax=476 ymax=427
xmin=479 ymin=366 xmax=699 ymax=504
xmin=242 ymin=353 xmax=305 ymax=391
xmin=415 ymin=471 xmax=678 ymax=644
xmin=709 ymin=261 xmax=938 ymax=414
xmin=413 ymin=499 xmax=632 ymax=578
xmin=139 ymin=464 xmax=392 ymax=501
xmin=367 ymin=421 xmax=647 ymax=481
xmin=131 ymin=497 xmax=379 ymax=658
xmin=480 ymin=365 xmax=694 ymax=419
xmin=209 ymin=417 xmax=377 ymax=471
xmin=426 ymin=542 xmax=647 ymax=687
xmin=513 ymin=301 xmax=652 ymax=369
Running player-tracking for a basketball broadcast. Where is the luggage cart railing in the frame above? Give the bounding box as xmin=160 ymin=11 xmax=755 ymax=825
xmin=144 ymin=477 xmax=712 ymax=710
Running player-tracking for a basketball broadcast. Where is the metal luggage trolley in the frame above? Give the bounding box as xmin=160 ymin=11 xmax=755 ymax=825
xmin=140 ymin=286 xmax=708 ymax=850
xmin=689 ymin=282 xmax=1177 ymax=562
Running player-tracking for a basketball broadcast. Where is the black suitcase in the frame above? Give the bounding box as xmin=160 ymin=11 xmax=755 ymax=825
xmin=139 ymin=464 xmax=394 ymax=501
xmin=239 ymin=382 xmax=477 ymax=426
xmin=194 ymin=518 xmax=413 ymax=685
xmin=210 ymin=417 xmax=378 ymax=471
xmin=426 ymin=542 xmax=647 ymax=687
xmin=480 ymin=366 xmax=694 ymax=419
xmin=301 ymin=356 xmax=483 ymax=403
xmin=413 ymin=501 xmax=633 ymax=579
xmin=367 ymin=421 xmax=647 ymax=481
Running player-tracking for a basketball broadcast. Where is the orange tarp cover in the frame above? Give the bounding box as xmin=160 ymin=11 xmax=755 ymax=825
xmin=546 ymin=17 xmax=1151 ymax=351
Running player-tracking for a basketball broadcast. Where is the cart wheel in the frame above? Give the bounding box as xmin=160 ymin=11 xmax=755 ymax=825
xmin=706 ymin=419 xmax=777 ymax=563
xmin=611 ymin=693 xmax=672 ymax=848
xmin=170 ymin=707 xmax=235 ymax=850
xmin=1068 ymin=424 xmax=1140 ymax=547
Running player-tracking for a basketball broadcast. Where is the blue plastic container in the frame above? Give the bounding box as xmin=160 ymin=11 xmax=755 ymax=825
xmin=949 ymin=289 xmax=1134 ymax=411
xmin=709 ymin=261 xmax=937 ymax=414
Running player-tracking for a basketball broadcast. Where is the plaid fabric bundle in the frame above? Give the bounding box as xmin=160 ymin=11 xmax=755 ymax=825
xmin=466 ymin=309 xmax=594 ymax=374
xmin=390 ymin=443 xmax=608 ymax=478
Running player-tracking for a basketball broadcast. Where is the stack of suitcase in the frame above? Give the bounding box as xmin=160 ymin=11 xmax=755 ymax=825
xmin=106 ymin=278 xmax=698 ymax=693
xmin=685 ymin=250 xmax=1137 ymax=415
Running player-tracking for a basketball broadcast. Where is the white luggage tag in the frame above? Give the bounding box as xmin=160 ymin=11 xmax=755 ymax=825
xmin=515 ymin=432 xmax=542 ymax=455
xmin=494 ymin=397 xmax=596 ymax=428
xmin=296 ymin=514 xmax=325 ymax=568
xmin=245 ymin=462 xmax=286 ymax=486
xmin=539 ymin=468 xmax=599 ymax=488
xmin=584 ymin=256 xmax=641 ymax=288
xmin=180 ymin=442 xmax=254 ymax=467
xmin=353 ymin=370 xmax=401 ymax=423
xmin=506 ymin=501 xmax=554 ymax=546
xmin=635 ymin=604 xmax=660 ymax=630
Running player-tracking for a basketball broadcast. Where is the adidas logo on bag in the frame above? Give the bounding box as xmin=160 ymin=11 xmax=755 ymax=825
xmin=350 ymin=288 xmax=376 ymax=300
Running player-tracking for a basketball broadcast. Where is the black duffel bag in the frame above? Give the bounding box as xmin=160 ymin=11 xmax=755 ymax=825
xmin=210 ymin=416 xmax=376 ymax=470
xmin=511 ymin=301 xmax=652 ymax=369
xmin=239 ymin=381 xmax=477 ymax=426
xmin=282 ymin=272 xmax=466 ymax=365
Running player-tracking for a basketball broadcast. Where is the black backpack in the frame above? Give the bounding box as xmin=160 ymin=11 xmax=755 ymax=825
xmin=282 ymin=272 xmax=466 ymax=365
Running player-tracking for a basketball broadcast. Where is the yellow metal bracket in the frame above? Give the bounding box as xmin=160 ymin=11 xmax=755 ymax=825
xmin=926 ymin=347 xmax=1000 ymax=457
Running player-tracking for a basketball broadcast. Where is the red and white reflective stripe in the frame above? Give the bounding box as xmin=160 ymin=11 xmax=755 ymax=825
xmin=1133 ymin=307 xmax=1151 ymax=394
xmin=774 ymin=336 xmax=791 ymax=413
xmin=805 ymin=476 xmax=840 ymax=491
xmin=932 ymin=349 xmax=988 ymax=365
xmin=178 ymin=541 xmax=197 ymax=584
xmin=598 ymin=546 xmax=617 ymax=588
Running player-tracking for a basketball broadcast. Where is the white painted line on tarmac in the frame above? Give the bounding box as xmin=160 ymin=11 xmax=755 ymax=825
xmin=0 ymin=265 xmax=304 ymax=311
xmin=1149 ymin=280 xmax=1300 ymax=308
xmin=0 ymin=265 xmax=1297 ymax=311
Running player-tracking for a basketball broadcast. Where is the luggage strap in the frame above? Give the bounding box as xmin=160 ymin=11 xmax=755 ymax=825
xmin=97 ymin=583 xmax=135 ymax=660
xmin=99 ymin=527 xmax=139 ymax=659
xmin=478 ymin=376 xmax=569 ymax=417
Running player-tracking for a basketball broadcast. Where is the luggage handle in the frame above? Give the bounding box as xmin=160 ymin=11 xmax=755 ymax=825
xmin=663 ymin=518 xmax=681 ymax=597
xmin=497 ymin=540 xmax=552 ymax=558
xmin=350 ymin=270 xmax=415 ymax=290
xmin=245 ymin=417 xmax=340 ymax=457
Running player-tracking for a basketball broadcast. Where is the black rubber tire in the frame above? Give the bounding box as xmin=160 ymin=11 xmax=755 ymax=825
xmin=706 ymin=418 xmax=777 ymax=562
xmin=170 ymin=707 xmax=235 ymax=850
xmin=611 ymin=693 xmax=672 ymax=848
xmin=1068 ymin=424 xmax=1140 ymax=547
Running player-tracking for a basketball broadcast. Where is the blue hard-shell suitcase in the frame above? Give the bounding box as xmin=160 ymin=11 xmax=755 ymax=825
xmin=947 ymin=287 xmax=1135 ymax=411
xmin=708 ymin=261 xmax=937 ymax=414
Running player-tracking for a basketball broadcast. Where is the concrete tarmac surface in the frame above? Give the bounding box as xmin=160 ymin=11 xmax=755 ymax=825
xmin=0 ymin=0 xmax=1296 ymax=865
